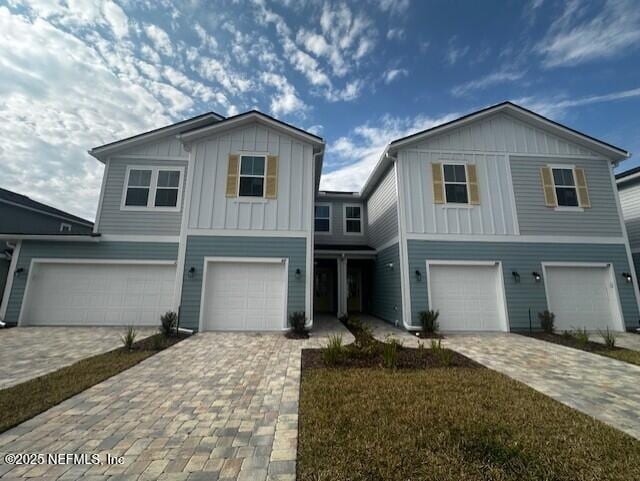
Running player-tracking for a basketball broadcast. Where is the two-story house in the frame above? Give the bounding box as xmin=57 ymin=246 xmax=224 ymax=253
xmin=616 ymin=167 xmax=640 ymax=284
xmin=1 ymin=102 xmax=638 ymax=333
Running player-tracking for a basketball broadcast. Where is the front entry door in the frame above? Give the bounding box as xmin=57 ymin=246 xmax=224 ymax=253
xmin=347 ymin=266 xmax=362 ymax=313
xmin=314 ymin=267 xmax=334 ymax=313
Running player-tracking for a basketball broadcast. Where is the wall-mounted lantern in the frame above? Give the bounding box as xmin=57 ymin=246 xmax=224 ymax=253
xmin=512 ymin=271 xmax=520 ymax=283
xmin=386 ymin=262 xmax=394 ymax=270
xmin=532 ymin=271 xmax=541 ymax=282
xmin=14 ymin=267 xmax=24 ymax=277
xmin=622 ymin=272 xmax=633 ymax=283
xmin=415 ymin=269 xmax=422 ymax=281
xmin=187 ymin=266 xmax=196 ymax=279
xmin=295 ymin=268 xmax=302 ymax=280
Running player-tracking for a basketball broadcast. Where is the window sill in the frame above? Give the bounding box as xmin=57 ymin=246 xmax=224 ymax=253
xmin=120 ymin=206 xmax=181 ymax=213
xmin=233 ymin=198 xmax=269 ymax=204
xmin=440 ymin=204 xmax=475 ymax=209
xmin=554 ymin=206 xmax=584 ymax=212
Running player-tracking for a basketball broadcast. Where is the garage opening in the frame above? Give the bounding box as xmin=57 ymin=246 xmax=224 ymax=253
xmin=200 ymin=258 xmax=287 ymax=331
xmin=20 ymin=261 xmax=176 ymax=326
xmin=427 ymin=261 xmax=508 ymax=331
xmin=543 ymin=264 xmax=624 ymax=332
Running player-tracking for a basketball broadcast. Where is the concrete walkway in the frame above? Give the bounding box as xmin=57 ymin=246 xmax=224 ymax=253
xmin=360 ymin=316 xmax=640 ymax=440
xmin=0 ymin=327 xmax=156 ymax=390
xmin=0 ymin=320 xmax=349 ymax=480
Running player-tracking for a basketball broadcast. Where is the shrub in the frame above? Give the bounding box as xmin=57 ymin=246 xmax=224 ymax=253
xmin=151 ymin=334 xmax=165 ymax=351
xmin=323 ymin=334 xmax=345 ymax=366
xmin=538 ymin=310 xmax=555 ymax=334
xmin=160 ymin=311 xmax=178 ymax=337
xmin=419 ymin=310 xmax=440 ymax=335
xmin=600 ymin=327 xmax=616 ymax=348
xmin=573 ymin=327 xmax=590 ymax=346
xmin=417 ymin=341 xmax=425 ymax=356
xmin=289 ymin=311 xmax=308 ymax=335
xmin=431 ymin=339 xmax=454 ymax=366
xmin=121 ymin=326 xmax=137 ymax=350
xmin=382 ymin=336 xmax=401 ymax=369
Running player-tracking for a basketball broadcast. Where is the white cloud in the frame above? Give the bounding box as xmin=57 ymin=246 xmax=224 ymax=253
xmin=386 ymin=28 xmax=405 ymax=41
xmin=194 ymin=22 xmax=217 ymax=50
xmin=320 ymin=112 xmax=459 ymax=192
xmin=383 ymin=68 xmax=408 ymax=84
xmin=261 ymin=72 xmax=308 ymax=115
xmin=196 ymin=57 xmax=253 ymax=95
xmin=446 ymin=36 xmax=469 ymax=65
xmin=451 ymin=69 xmax=525 ymax=97
xmin=144 ymin=23 xmax=174 ymax=57
xmin=537 ymin=0 xmax=640 ymax=67
xmin=374 ymin=0 xmax=410 ymax=15
xmin=102 ymin=0 xmax=128 ymax=39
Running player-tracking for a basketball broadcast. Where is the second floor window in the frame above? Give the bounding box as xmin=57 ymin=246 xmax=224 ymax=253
xmin=239 ymin=155 xmax=266 ymax=197
xmin=123 ymin=166 xmax=183 ymax=210
xmin=315 ymin=205 xmax=331 ymax=232
xmin=155 ymin=170 xmax=181 ymax=207
xmin=552 ymin=168 xmax=579 ymax=207
xmin=344 ymin=205 xmax=362 ymax=234
xmin=443 ymin=164 xmax=468 ymax=204
xmin=125 ymin=169 xmax=152 ymax=207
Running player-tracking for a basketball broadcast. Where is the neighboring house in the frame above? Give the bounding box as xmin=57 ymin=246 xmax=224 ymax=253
xmin=0 ymin=188 xmax=93 ymax=311
xmin=1 ymin=102 xmax=638 ymax=333
xmin=616 ymin=167 xmax=640 ymax=282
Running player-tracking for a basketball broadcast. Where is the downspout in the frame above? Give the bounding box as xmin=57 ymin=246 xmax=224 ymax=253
xmin=307 ymin=148 xmax=324 ymax=329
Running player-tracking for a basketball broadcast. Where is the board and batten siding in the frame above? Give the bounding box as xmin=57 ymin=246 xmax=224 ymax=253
xmin=179 ymin=236 xmax=306 ymax=331
xmin=510 ymin=156 xmax=622 ymax=236
xmin=366 ymin=165 xmax=399 ymax=248
xmin=188 ymin=123 xmax=314 ymax=232
xmin=121 ymin=136 xmax=189 ymax=158
xmin=411 ymin=112 xmax=601 ymax=158
xmin=399 ymin=150 xmax=517 ymax=235
xmin=618 ymin=182 xmax=640 ymax=249
xmin=98 ymin=157 xmax=187 ymax=236
xmin=370 ymin=243 xmax=402 ymax=324
xmin=314 ymin=199 xmax=368 ymax=245
xmin=4 ymin=241 xmax=179 ymax=324
xmin=407 ymin=240 xmax=638 ymax=330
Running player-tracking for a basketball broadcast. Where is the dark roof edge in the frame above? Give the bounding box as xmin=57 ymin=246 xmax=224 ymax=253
xmin=0 ymin=190 xmax=94 ymax=226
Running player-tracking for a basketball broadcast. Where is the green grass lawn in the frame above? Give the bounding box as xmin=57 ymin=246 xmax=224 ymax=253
xmin=298 ymin=366 xmax=640 ymax=481
xmin=0 ymin=333 xmax=182 ymax=434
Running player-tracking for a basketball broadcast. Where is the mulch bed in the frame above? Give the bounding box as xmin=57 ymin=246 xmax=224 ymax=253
xmin=285 ymin=330 xmax=310 ymax=339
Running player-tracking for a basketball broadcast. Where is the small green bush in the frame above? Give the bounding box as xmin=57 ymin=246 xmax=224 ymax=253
xmin=289 ymin=311 xmax=308 ymax=335
xmin=151 ymin=334 xmax=165 ymax=351
xmin=417 ymin=341 xmax=425 ymax=356
xmin=600 ymin=327 xmax=616 ymax=348
xmin=121 ymin=326 xmax=137 ymax=350
xmin=382 ymin=336 xmax=401 ymax=369
xmin=538 ymin=310 xmax=555 ymax=334
xmin=573 ymin=327 xmax=590 ymax=346
xmin=431 ymin=339 xmax=454 ymax=366
xmin=160 ymin=311 xmax=178 ymax=337
xmin=419 ymin=310 xmax=440 ymax=335
xmin=323 ymin=334 xmax=345 ymax=366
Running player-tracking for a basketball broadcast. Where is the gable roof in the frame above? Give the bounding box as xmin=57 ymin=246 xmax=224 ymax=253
xmin=89 ymin=111 xmax=225 ymax=162
xmin=0 ymin=187 xmax=94 ymax=226
xmin=177 ymin=110 xmax=324 ymax=146
xmin=616 ymin=165 xmax=640 ymax=188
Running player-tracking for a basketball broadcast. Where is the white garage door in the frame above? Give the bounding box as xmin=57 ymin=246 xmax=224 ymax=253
xmin=21 ymin=261 xmax=175 ymax=326
xmin=428 ymin=263 xmax=507 ymax=331
xmin=201 ymin=260 xmax=286 ymax=331
xmin=544 ymin=265 xmax=623 ymax=332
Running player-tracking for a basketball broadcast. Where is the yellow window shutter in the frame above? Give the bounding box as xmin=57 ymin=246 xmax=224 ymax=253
xmin=432 ymin=163 xmax=445 ymax=204
xmin=225 ymin=154 xmax=239 ymax=197
xmin=265 ymin=155 xmax=278 ymax=199
xmin=540 ymin=166 xmax=557 ymax=207
xmin=574 ymin=168 xmax=591 ymax=208
xmin=467 ymin=164 xmax=480 ymax=205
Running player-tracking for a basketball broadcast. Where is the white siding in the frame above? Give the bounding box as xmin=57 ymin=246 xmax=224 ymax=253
xmin=123 ymin=137 xmax=188 ymax=158
xmin=619 ymin=182 xmax=640 ymax=249
xmin=188 ymin=123 xmax=314 ymax=232
xmin=413 ymin=112 xmax=600 ymax=158
xmin=399 ymin=150 xmax=517 ymax=235
xmin=366 ymin=165 xmax=398 ymax=247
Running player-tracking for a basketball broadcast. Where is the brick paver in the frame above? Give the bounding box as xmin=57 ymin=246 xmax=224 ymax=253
xmin=0 ymin=319 xmax=350 ymax=480
xmin=0 ymin=327 xmax=156 ymax=390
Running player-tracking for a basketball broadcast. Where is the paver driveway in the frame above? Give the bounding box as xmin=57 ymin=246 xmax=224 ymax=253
xmin=0 ymin=327 xmax=155 ymax=390
xmin=0 ymin=321 xmax=351 ymax=481
xmin=360 ymin=316 xmax=640 ymax=440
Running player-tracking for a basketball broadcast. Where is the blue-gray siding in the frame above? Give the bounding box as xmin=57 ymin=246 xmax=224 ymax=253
xmin=618 ymin=182 xmax=640 ymax=250
xmin=366 ymin=165 xmax=398 ymax=248
xmin=510 ymin=156 xmax=622 ymax=237
xmin=633 ymin=253 xmax=640 ymax=286
xmin=0 ymin=258 xmax=9 ymax=306
xmin=180 ymin=236 xmax=306 ymax=331
xmin=314 ymin=199 xmax=368 ymax=246
xmin=0 ymin=203 xmax=92 ymax=235
xmin=407 ymin=240 xmax=639 ymax=330
xmin=370 ymin=243 xmax=402 ymax=324
xmin=98 ymin=158 xmax=187 ymax=236
xmin=4 ymin=241 xmax=178 ymax=323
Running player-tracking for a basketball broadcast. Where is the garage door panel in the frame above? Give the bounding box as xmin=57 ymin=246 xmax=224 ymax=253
xmin=429 ymin=264 xmax=506 ymax=331
xmin=22 ymin=262 xmax=175 ymax=326
xmin=202 ymin=260 xmax=286 ymax=331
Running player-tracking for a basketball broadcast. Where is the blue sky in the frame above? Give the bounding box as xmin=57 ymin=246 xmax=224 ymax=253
xmin=1 ymin=0 xmax=640 ymax=220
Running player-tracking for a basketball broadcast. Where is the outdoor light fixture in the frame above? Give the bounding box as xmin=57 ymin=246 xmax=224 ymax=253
xmin=14 ymin=267 xmax=24 ymax=276
xmin=415 ymin=269 xmax=422 ymax=281
xmin=512 ymin=271 xmax=520 ymax=283
xmin=386 ymin=262 xmax=394 ymax=270
xmin=295 ymin=268 xmax=302 ymax=279
xmin=622 ymin=272 xmax=633 ymax=283
xmin=532 ymin=271 xmax=541 ymax=282
xmin=187 ymin=266 xmax=196 ymax=279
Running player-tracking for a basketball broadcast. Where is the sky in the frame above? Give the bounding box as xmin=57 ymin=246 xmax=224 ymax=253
xmin=1 ymin=0 xmax=640 ymax=221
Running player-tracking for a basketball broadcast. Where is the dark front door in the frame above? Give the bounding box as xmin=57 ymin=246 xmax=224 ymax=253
xmin=347 ymin=265 xmax=362 ymax=313
xmin=314 ymin=266 xmax=335 ymax=313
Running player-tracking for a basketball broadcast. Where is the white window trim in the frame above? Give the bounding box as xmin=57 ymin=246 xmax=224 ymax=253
xmin=238 ymin=154 xmax=268 ymax=199
xmin=441 ymin=161 xmax=471 ymax=206
xmin=120 ymin=165 xmax=185 ymax=212
xmin=547 ymin=163 xmax=583 ymax=212
xmin=343 ymin=203 xmax=364 ymax=236
xmin=59 ymin=222 xmax=72 ymax=232
xmin=314 ymin=202 xmax=332 ymax=234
